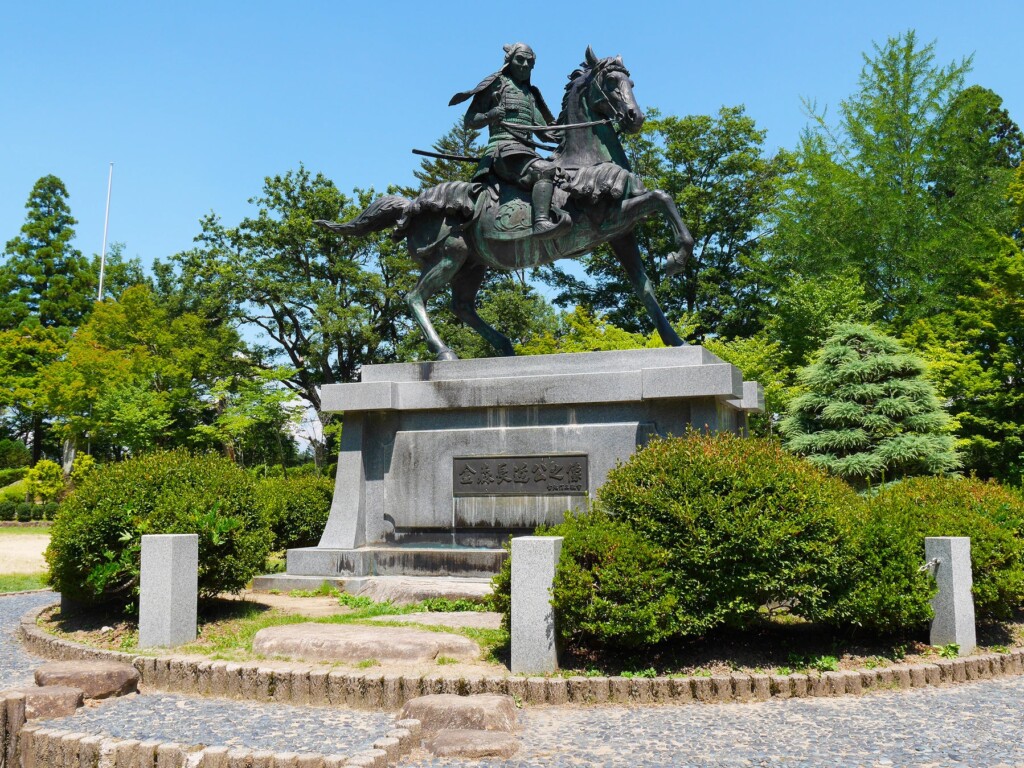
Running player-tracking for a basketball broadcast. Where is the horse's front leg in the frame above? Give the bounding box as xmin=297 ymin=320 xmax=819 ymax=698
xmin=407 ymin=235 xmax=469 ymax=361
xmin=609 ymin=234 xmax=685 ymax=347
xmin=620 ymin=189 xmax=694 ymax=276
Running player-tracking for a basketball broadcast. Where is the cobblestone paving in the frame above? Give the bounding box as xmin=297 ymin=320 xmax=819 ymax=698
xmin=38 ymin=693 xmax=394 ymax=756
xmin=0 ymin=591 xmax=58 ymax=689
xmin=405 ymin=681 xmax=1024 ymax=767
xmin=8 ymin=593 xmax=1024 ymax=765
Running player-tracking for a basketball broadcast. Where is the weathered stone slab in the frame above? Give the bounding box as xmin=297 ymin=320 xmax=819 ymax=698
xmin=399 ymin=694 xmax=517 ymax=734
xmin=424 ymin=729 xmax=520 ymax=759
xmin=1 ymin=685 xmax=83 ymax=719
xmin=34 ymin=661 xmax=139 ymax=699
xmin=251 ymin=623 xmax=479 ymax=663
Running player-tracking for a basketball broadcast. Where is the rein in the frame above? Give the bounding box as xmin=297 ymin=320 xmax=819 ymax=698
xmin=499 ymin=117 xmax=615 ymax=133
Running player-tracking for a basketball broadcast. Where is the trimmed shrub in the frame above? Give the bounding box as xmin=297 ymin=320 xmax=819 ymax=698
xmin=491 ymin=433 xmax=865 ymax=651
xmin=832 ymin=476 xmax=1024 ymax=631
xmin=781 ymin=323 xmax=960 ymax=486
xmin=256 ymin=474 xmax=334 ymax=551
xmin=26 ymin=459 xmax=65 ymax=503
xmin=69 ymin=454 xmax=96 ymax=486
xmin=42 ymin=501 xmax=59 ymax=521
xmin=47 ymin=450 xmax=271 ymax=607
xmin=0 ymin=500 xmax=16 ymax=521
xmin=15 ymin=503 xmax=34 ymax=522
xmin=0 ymin=467 xmax=28 ymax=487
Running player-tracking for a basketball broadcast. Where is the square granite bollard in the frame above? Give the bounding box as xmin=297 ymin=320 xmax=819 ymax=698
xmin=510 ymin=536 xmax=563 ymax=675
xmin=925 ymin=537 xmax=977 ymax=656
xmin=139 ymin=534 xmax=198 ymax=649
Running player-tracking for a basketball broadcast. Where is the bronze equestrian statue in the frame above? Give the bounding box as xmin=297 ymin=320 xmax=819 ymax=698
xmin=316 ymin=45 xmax=694 ymax=361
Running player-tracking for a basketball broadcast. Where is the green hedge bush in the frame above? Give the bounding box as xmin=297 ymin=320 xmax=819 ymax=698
xmin=494 ymin=433 xmax=864 ymax=651
xmin=831 ymin=476 xmax=1024 ymax=631
xmin=47 ymin=450 xmax=271 ymax=607
xmin=0 ymin=500 xmax=15 ymax=521
xmin=256 ymin=474 xmax=334 ymax=551
xmin=26 ymin=459 xmax=65 ymax=503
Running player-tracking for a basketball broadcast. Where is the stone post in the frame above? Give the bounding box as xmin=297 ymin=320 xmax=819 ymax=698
xmin=510 ymin=536 xmax=562 ymax=675
xmin=139 ymin=534 xmax=198 ymax=648
xmin=925 ymin=536 xmax=976 ymax=656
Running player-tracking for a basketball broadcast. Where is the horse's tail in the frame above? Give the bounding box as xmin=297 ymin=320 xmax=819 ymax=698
xmin=315 ymin=195 xmax=410 ymax=237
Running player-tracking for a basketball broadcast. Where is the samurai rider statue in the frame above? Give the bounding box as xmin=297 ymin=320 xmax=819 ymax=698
xmin=449 ymin=42 xmax=571 ymax=240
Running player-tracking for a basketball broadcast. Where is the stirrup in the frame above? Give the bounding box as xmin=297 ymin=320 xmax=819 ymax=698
xmin=532 ymin=210 xmax=571 ymax=240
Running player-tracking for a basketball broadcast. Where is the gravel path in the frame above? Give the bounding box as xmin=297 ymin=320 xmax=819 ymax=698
xmin=7 ymin=592 xmax=1024 ymax=765
xmin=0 ymin=591 xmax=58 ymax=689
xmin=405 ymin=681 xmax=1024 ymax=767
xmin=37 ymin=693 xmax=393 ymax=756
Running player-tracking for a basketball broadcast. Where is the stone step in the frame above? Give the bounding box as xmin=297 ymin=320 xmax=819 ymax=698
xmin=286 ymin=546 xmax=507 ymax=579
xmin=251 ymin=573 xmax=494 ymax=605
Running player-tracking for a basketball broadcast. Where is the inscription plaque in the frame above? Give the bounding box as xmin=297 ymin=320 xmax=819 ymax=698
xmin=453 ymin=454 xmax=589 ymax=496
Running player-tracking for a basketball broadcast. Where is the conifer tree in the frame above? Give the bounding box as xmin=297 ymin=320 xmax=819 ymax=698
xmin=780 ymin=323 xmax=960 ymax=486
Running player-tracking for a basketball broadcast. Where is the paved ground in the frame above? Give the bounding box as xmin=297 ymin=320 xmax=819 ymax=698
xmin=5 ymin=592 xmax=1024 ymax=766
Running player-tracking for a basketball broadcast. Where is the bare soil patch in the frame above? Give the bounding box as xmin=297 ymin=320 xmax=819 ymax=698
xmin=0 ymin=530 xmax=49 ymax=573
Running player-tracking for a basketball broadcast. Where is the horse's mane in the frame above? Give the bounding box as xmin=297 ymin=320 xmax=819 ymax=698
xmin=558 ymin=56 xmax=631 ymax=124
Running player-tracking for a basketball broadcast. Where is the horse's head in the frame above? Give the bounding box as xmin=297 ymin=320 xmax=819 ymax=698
xmin=582 ymin=46 xmax=644 ymax=133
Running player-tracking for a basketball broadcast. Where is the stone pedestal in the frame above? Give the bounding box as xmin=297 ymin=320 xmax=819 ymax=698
xmin=139 ymin=534 xmax=198 ymax=648
xmin=286 ymin=347 xmax=762 ymax=580
xmin=926 ymin=536 xmax=976 ymax=655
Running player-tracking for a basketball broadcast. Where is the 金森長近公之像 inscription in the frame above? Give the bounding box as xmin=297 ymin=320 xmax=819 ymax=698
xmin=453 ymin=455 xmax=588 ymax=496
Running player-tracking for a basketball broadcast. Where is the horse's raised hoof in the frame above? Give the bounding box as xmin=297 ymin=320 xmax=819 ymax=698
xmin=665 ymin=250 xmax=688 ymax=276
xmin=436 ymin=349 xmax=459 ymax=362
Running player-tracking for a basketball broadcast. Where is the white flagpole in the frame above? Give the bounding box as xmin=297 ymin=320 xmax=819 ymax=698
xmin=97 ymin=162 xmax=114 ymax=301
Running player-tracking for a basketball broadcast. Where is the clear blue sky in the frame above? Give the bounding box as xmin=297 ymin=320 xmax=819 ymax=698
xmin=2 ymin=0 xmax=1021 ymax=270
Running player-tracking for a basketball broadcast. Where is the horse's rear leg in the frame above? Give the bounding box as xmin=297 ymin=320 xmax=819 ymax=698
xmin=609 ymin=234 xmax=685 ymax=347
xmin=451 ymin=263 xmax=515 ymax=357
xmin=408 ymin=237 xmax=469 ymax=361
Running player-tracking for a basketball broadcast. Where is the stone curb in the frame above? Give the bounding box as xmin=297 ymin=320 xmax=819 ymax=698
xmin=19 ymin=606 xmax=1024 ymax=711
xmin=2 ymin=689 xmax=422 ymax=768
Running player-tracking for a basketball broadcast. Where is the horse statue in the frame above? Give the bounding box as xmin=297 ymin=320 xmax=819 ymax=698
xmin=316 ymin=47 xmax=694 ymax=361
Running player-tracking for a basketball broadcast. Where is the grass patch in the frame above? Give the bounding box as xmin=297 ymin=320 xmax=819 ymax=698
xmin=0 ymin=525 xmax=52 ymax=535
xmin=0 ymin=573 xmax=48 ymax=592
xmin=41 ymin=594 xmax=509 ymax=666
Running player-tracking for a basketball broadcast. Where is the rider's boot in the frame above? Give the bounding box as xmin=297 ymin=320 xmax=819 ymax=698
xmin=531 ymin=179 xmax=570 ymax=239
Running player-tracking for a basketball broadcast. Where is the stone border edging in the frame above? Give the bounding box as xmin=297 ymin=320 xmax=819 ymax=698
xmin=19 ymin=606 xmax=1024 ymax=711
xmin=1 ymin=689 xmax=420 ymax=768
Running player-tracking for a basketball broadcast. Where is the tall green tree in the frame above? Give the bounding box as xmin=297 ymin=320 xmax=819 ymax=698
xmin=40 ymin=285 xmax=295 ymax=461
xmin=401 ymin=120 xmax=483 ymax=192
xmin=177 ymin=166 xmax=417 ymax=458
xmin=0 ymin=175 xmax=95 ymax=330
xmin=771 ymin=32 xmax=973 ymax=327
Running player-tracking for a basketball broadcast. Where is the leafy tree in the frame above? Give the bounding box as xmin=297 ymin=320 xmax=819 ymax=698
xmin=517 ymin=307 xmax=651 ymax=355
xmin=0 ymin=175 xmax=94 ymax=330
xmin=40 ymin=285 xmax=294 ymax=461
xmin=0 ymin=320 xmax=68 ymax=463
xmin=541 ymin=107 xmax=789 ymax=341
xmin=177 ymin=167 xmax=417 ymax=454
xmin=771 ymin=32 xmax=973 ymax=328
xmin=781 ymin=323 xmax=960 ymax=486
